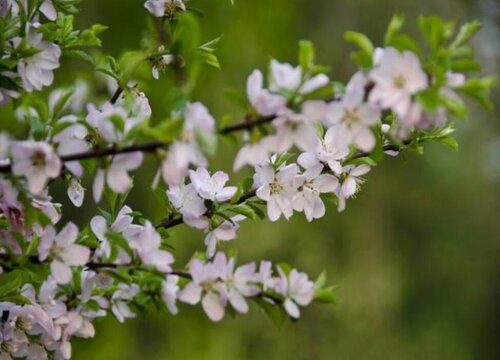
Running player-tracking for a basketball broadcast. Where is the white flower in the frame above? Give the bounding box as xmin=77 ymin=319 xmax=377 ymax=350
xmin=317 ymin=129 xmax=350 ymax=174
xmin=178 ymin=253 xmax=228 ymax=322
xmin=254 ymin=162 xmax=299 ymax=221
xmin=93 ymin=151 xmax=143 ymax=203
xmin=246 ymin=70 xmax=287 ymax=116
xmin=111 ymin=283 xmax=139 ymax=323
xmin=0 ymin=0 xmax=12 ymax=17
xmin=10 ymin=141 xmax=62 ymax=194
xmin=151 ymin=50 xmax=175 ymax=80
xmin=67 ymin=178 xmax=85 ymax=207
xmin=39 ymin=0 xmax=57 ymax=20
xmin=233 ymin=135 xmax=277 ymax=171
xmin=127 ymin=221 xmax=174 ymax=273
xmin=53 ymin=116 xmax=89 ymax=177
xmin=183 ymin=102 xmax=216 ymax=144
xmin=144 ymin=0 xmax=186 ymax=18
xmin=161 ymin=275 xmax=180 ymax=315
xmin=161 ymin=140 xmax=208 ymax=186
xmin=38 ymin=223 xmax=90 ymax=284
xmin=17 ymin=27 xmax=61 ymax=92
xmin=269 ymin=60 xmax=329 ymax=95
xmin=167 ymin=183 xmax=207 ymax=220
xmin=326 ymin=72 xmax=381 ymax=152
xmin=271 ymin=111 xmax=319 ymax=152
xmin=86 ymin=103 xmax=135 ymax=144
xmin=90 ymin=205 xmax=139 ymax=261
xmin=275 ymin=268 xmax=315 ymax=319
xmin=369 ymin=47 xmax=428 ymax=117
xmin=336 ymin=164 xmax=371 ymax=212
xmin=204 ymin=215 xmax=245 ymax=258
xmin=219 ymin=256 xmax=260 ymax=314
xmin=293 ymin=154 xmax=339 ymax=222
xmin=189 ymin=168 xmax=237 ymax=202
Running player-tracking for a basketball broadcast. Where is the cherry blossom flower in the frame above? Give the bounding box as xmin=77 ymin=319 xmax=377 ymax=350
xmin=269 ymin=60 xmax=329 ymax=96
xmin=275 ymin=268 xmax=315 ymax=319
xmin=369 ymin=47 xmax=428 ymax=117
xmin=52 ymin=116 xmax=89 ymax=178
xmin=293 ymin=154 xmax=339 ymax=222
xmin=178 ymin=254 xmax=226 ymax=321
xmin=271 ymin=111 xmax=319 ymax=152
xmin=219 ymin=255 xmax=260 ymax=314
xmin=127 ymin=221 xmax=174 ymax=273
xmin=67 ymin=178 xmax=85 ymax=208
xmin=16 ymin=26 xmax=61 ymax=92
xmin=161 ymin=275 xmax=180 ymax=315
xmin=246 ymin=70 xmax=287 ymax=116
xmin=167 ymin=183 xmax=207 ymax=221
xmin=144 ymin=0 xmax=186 ymax=18
xmin=204 ymin=215 xmax=245 ymax=258
xmin=151 ymin=46 xmax=175 ymax=79
xmin=90 ymin=205 xmax=140 ymax=262
xmin=233 ymin=134 xmax=277 ymax=171
xmin=189 ymin=168 xmax=237 ymax=202
xmin=93 ymin=151 xmax=143 ymax=203
xmin=38 ymin=223 xmax=90 ymax=284
xmin=254 ymin=162 xmax=300 ymax=221
xmin=111 ymin=283 xmax=139 ymax=323
xmin=336 ymin=164 xmax=371 ymax=212
xmin=161 ymin=140 xmax=208 ymax=186
xmin=10 ymin=141 xmax=62 ymax=194
xmin=325 ymin=72 xmax=381 ymax=152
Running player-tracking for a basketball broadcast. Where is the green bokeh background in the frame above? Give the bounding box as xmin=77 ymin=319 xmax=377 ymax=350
xmin=5 ymin=0 xmax=500 ymax=358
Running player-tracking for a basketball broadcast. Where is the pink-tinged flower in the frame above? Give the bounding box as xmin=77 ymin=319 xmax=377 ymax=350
xmin=151 ymin=47 xmax=174 ymax=80
xmin=144 ymin=0 xmax=186 ymax=17
xmin=336 ymin=164 xmax=371 ymax=212
xmin=67 ymin=178 xmax=85 ymax=208
xmin=161 ymin=141 xmax=208 ymax=186
xmin=275 ymin=268 xmax=315 ymax=319
xmin=219 ymin=255 xmax=260 ymax=314
xmin=326 ymin=72 xmax=381 ymax=152
xmin=183 ymin=102 xmax=216 ymax=140
xmin=246 ymin=70 xmax=287 ymax=116
xmin=10 ymin=141 xmax=62 ymax=194
xmin=189 ymin=168 xmax=237 ymax=202
xmin=17 ymin=26 xmax=61 ymax=92
xmin=111 ymin=283 xmax=140 ymax=323
xmin=271 ymin=111 xmax=319 ymax=152
xmin=204 ymin=215 xmax=245 ymax=258
xmin=269 ymin=60 xmax=329 ymax=95
xmin=257 ymin=261 xmax=277 ymax=291
xmin=39 ymin=0 xmax=56 ymax=20
xmin=38 ymin=223 xmax=90 ymax=284
xmin=167 ymin=183 xmax=207 ymax=220
xmin=293 ymin=154 xmax=339 ymax=222
xmin=127 ymin=221 xmax=174 ymax=273
xmin=369 ymin=47 xmax=428 ymax=117
xmin=178 ymin=254 xmax=226 ymax=322
xmin=0 ymin=179 xmax=24 ymax=232
xmin=161 ymin=275 xmax=180 ymax=315
xmin=90 ymin=205 xmax=139 ymax=262
xmin=254 ymin=162 xmax=299 ymax=221
xmin=233 ymin=135 xmax=276 ymax=171
xmin=22 ymin=277 xmax=67 ymax=320
xmin=52 ymin=116 xmax=89 ymax=178
xmin=86 ymin=103 xmax=141 ymax=144
xmin=93 ymin=151 xmax=143 ymax=203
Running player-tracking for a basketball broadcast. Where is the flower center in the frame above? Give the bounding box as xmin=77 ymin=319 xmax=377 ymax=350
xmin=270 ymin=181 xmax=283 ymax=195
xmin=394 ymin=74 xmax=406 ymax=89
xmin=343 ymin=109 xmax=360 ymax=126
xmin=31 ymin=151 xmax=46 ymax=167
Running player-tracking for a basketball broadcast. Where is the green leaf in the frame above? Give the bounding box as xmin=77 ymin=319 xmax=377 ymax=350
xmin=385 ymin=13 xmax=405 ymax=45
xmin=230 ymin=204 xmax=257 ymax=220
xmin=314 ymin=286 xmax=337 ymax=304
xmin=298 ymin=40 xmax=316 ymax=71
xmin=451 ymin=21 xmax=482 ymax=49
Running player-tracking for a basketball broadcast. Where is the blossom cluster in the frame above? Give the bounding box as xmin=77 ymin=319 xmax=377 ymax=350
xmin=0 ymin=0 xmax=494 ymax=358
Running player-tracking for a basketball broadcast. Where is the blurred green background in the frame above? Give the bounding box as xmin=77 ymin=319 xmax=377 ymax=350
xmin=6 ymin=0 xmax=500 ymax=358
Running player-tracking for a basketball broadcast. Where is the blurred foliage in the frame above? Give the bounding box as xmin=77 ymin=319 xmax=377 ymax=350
xmin=2 ymin=0 xmax=499 ymax=358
